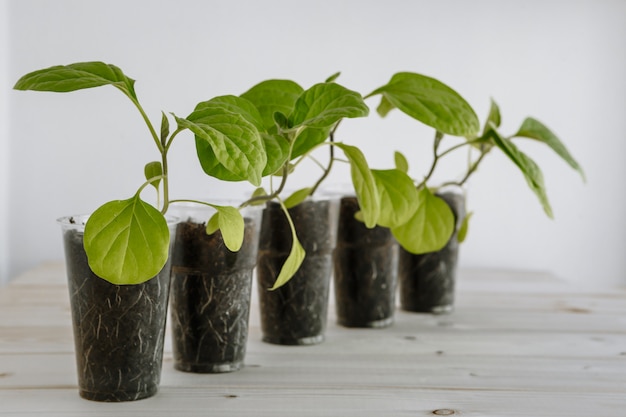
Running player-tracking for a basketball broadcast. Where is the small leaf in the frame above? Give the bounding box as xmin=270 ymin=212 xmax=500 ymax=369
xmin=206 ymin=212 xmax=220 ymax=235
xmin=334 ymin=143 xmax=380 ymax=228
xmin=144 ymin=161 xmax=163 ymax=190
xmin=368 ymin=72 xmax=479 ymax=136
xmin=240 ymin=79 xmax=304 ymax=131
xmin=160 ymin=111 xmax=170 ymax=147
xmin=484 ymin=98 xmax=501 ymax=132
xmin=273 ymin=111 xmax=291 ymax=130
xmin=514 ymin=117 xmax=585 ymax=181
xmin=457 ymin=211 xmax=473 ymax=243
xmin=83 ymin=195 xmax=170 ymax=285
xmin=392 ymin=187 xmax=455 ymax=254
xmin=491 ymin=130 xmax=553 ymax=218
xmin=14 ymin=61 xmax=136 ymax=99
xmin=283 ymin=187 xmax=312 ymax=209
xmin=269 ymin=205 xmax=306 ymax=290
xmin=371 ymin=169 xmax=419 ymax=228
xmin=325 ymin=72 xmax=341 ymax=83
xmin=247 ymin=187 xmax=269 ymax=206
xmin=394 ymin=151 xmax=409 ymax=173
xmin=209 ymin=205 xmax=245 ymax=252
xmin=376 ymin=95 xmax=395 ymax=118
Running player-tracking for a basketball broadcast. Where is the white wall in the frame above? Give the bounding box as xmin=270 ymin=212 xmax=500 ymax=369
xmin=0 ymin=0 xmax=9 ymax=285
xmin=6 ymin=0 xmax=626 ymax=286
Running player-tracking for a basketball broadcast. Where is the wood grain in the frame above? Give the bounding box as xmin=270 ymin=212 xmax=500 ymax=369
xmin=1 ymin=262 xmax=625 ymax=416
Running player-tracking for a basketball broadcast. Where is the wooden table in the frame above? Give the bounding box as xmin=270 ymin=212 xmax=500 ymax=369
xmin=1 ymin=262 xmax=625 ymax=416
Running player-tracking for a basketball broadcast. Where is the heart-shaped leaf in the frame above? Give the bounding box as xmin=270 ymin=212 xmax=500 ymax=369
xmin=83 ymin=195 xmax=170 ymax=285
xmin=144 ymin=161 xmax=163 ymax=190
xmin=392 ymin=187 xmax=455 ymax=254
xmin=369 ymin=72 xmax=479 ymax=136
xmin=334 ymin=143 xmax=380 ymax=228
xmin=207 ymin=205 xmax=245 ymax=252
xmin=513 ymin=117 xmax=585 ymax=181
xmin=14 ymin=61 xmax=137 ymax=99
xmin=371 ymin=169 xmax=419 ymax=228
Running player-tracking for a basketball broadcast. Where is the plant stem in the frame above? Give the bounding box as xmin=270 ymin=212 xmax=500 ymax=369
xmin=416 ymin=130 xmax=444 ymax=189
xmin=240 ymin=164 xmax=290 ymax=208
xmin=309 ymin=124 xmax=338 ymax=196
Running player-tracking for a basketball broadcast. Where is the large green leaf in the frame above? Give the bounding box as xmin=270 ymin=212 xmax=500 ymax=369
xmin=368 ymin=72 xmax=479 ymax=136
xmin=491 ymin=129 xmax=554 ymax=218
xmin=14 ymin=61 xmax=136 ymax=99
xmin=83 ymin=195 xmax=170 ymax=285
xmin=176 ymin=106 xmax=266 ymax=186
xmin=207 ymin=205 xmax=245 ymax=252
xmin=240 ymin=80 xmax=303 ymax=131
xmin=290 ymin=82 xmax=369 ymax=129
xmin=513 ymin=117 xmax=585 ymax=181
xmin=334 ymin=143 xmax=380 ymax=228
xmin=371 ymin=169 xmax=419 ymax=228
xmin=197 ymin=95 xmax=265 ymax=131
xmin=392 ymin=187 xmax=455 ymax=254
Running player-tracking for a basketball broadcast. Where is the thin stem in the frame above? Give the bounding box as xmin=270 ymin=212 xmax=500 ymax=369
xmin=240 ymin=164 xmax=290 ymax=207
xmin=309 ymin=125 xmax=337 ymax=196
xmin=416 ymin=130 xmax=444 ymax=189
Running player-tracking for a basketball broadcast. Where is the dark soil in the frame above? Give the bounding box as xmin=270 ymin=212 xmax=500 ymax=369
xmin=62 ymin=229 xmax=172 ymax=402
xmin=333 ymin=196 xmax=398 ymax=328
xmin=398 ymin=189 xmax=466 ymax=314
xmin=256 ymin=199 xmax=337 ymax=345
xmin=169 ymin=218 xmax=258 ymax=373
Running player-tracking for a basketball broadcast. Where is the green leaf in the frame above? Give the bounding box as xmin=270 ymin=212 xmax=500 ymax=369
xmin=290 ymin=82 xmax=369 ymax=129
xmin=83 ymin=195 xmax=170 ymax=285
xmin=14 ymin=61 xmax=136 ymax=99
xmin=240 ymin=80 xmax=303 ymax=131
xmin=269 ymin=204 xmax=306 ymax=290
xmin=376 ymin=95 xmax=395 ymax=118
xmin=176 ymin=106 xmax=266 ymax=186
xmin=247 ymin=187 xmax=269 ymax=206
xmin=394 ymin=151 xmax=409 ymax=173
xmin=325 ymin=72 xmax=341 ymax=83
xmin=392 ymin=187 xmax=455 ymax=254
xmin=262 ymin=133 xmax=290 ymax=176
xmin=273 ymin=111 xmax=291 ymax=130
xmin=283 ymin=187 xmax=312 ymax=209
xmin=334 ymin=143 xmax=380 ymax=228
xmin=206 ymin=212 xmax=220 ymax=235
xmin=513 ymin=117 xmax=585 ymax=181
xmin=484 ymin=98 xmax=501 ymax=132
xmin=291 ymin=127 xmax=330 ymax=160
xmin=208 ymin=205 xmax=245 ymax=252
xmin=144 ymin=161 xmax=163 ymax=190
xmin=368 ymin=72 xmax=479 ymax=136
xmin=160 ymin=111 xmax=170 ymax=147
xmin=457 ymin=211 xmax=473 ymax=243
xmin=491 ymin=129 xmax=554 ymax=218
xmin=197 ymin=95 xmax=265 ymax=131
xmin=371 ymin=169 xmax=419 ymax=228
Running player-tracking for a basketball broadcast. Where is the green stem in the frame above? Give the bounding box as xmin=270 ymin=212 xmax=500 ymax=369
xmin=309 ymin=125 xmax=337 ymax=196
xmin=240 ymin=164 xmax=290 ymax=208
xmin=416 ymin=131 xmax=444 ymax=189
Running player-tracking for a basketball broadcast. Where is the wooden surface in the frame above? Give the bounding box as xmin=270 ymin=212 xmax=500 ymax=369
xmin=1 ymin=262 xmax=625 ymax=416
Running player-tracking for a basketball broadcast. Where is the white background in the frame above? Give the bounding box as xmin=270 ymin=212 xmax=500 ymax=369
xmin=2 ymin=0 xmax=625 ymax=286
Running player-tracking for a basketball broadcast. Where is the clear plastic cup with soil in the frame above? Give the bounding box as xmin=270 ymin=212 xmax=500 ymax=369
xmin=256 ymin=197 xmax=339 ymax=345
xmin=334 ymin=195 xmax=399 ymax=328
xmin=58 ymin=215 xmax=178 ymax=402
xmin=168 ymin=203 xmax=261 ymax=373
xmin=398 ymin=186 xmax=467 ymax=314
